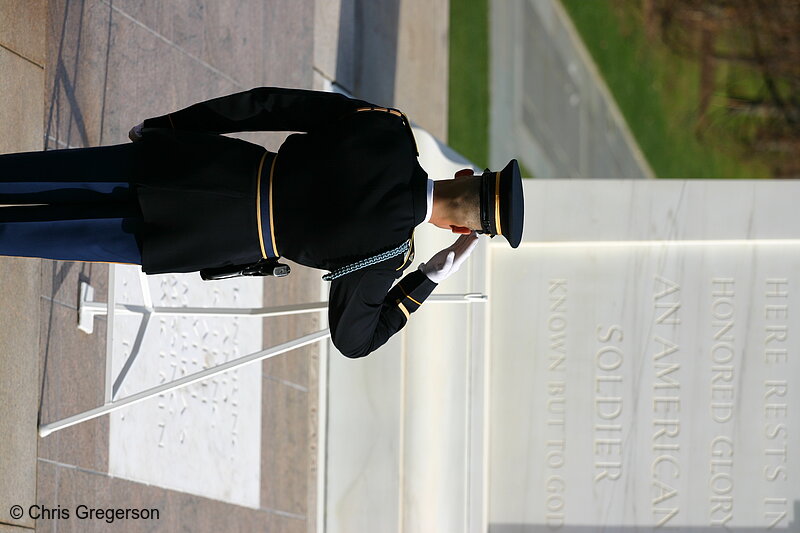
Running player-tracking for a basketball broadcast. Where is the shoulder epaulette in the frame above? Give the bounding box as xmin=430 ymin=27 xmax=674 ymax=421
xmin=355 ymin=106 xmax=419 ymax=156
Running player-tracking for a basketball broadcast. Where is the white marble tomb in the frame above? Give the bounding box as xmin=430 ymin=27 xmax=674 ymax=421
xmin=489 ymin=180 xmax=800 ymax=531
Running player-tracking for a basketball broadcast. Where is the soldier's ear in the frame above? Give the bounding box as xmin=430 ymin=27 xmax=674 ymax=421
xmin=450 ymin=225 xmax=472 ymax=234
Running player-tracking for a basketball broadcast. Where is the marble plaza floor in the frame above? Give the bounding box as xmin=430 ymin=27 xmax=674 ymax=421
xmin=0 ymin=1 xmax=449 ymax=532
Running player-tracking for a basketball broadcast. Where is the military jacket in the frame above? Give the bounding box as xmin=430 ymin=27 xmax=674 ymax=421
xmin=140 ymin=87 xmax=437 ymax=358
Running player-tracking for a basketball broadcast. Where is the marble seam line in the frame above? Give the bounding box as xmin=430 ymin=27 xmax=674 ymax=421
xmin=263 ymin=374 xmax=308 ymax=393
xmin=38 ymin=457 xmax=108 ymax=479
xmin=41 ymin=294 xmax=77 ymax=311
xmin=0 ymin=42 xmax=45 ymax=69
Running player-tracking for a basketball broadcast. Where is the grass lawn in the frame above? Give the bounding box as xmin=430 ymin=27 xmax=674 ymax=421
xmin=560 ymin=0 xmax=770 ymax=178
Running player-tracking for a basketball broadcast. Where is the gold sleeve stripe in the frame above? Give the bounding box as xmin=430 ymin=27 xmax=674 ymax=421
xmin=397 ymin=301 xmax=411 ymax=319
xmin=399 ymin=285 xmax=422 ymax=307
xmin=355 ymin=107 xmax=418 ymax=155
xmin=356 ymin=106 xmax=404 ymax=119
xmin=167 ymin=113 xmax=175 ymax=129
xmin=494 ymin=171 xmax=503 ymax=236
xmin=255 ymin=151 xmax=269 ymax=258
xmin=268 ymin=153 xmax=280 ymax=257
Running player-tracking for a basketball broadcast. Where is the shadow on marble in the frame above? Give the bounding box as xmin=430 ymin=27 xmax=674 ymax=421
xmin=334 ymin=0 xmax=400 ymax=106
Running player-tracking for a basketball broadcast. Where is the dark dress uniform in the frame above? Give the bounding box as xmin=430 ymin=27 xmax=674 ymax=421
xmin=0 ymin=143 xmax=145 ymax=264
xmin=1 ymin=88 xmax=438 ymax=359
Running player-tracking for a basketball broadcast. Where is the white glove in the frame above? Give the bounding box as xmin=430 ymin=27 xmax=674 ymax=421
xmin=419 ymin=231 xmax=479 ymax=284
xmin=128 ymin=122 xmax=144 ymax=142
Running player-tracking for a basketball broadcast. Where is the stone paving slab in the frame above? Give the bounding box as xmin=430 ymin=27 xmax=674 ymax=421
xmin=0 ymin=0 xmax=46 ymax=67
xmin=36 ymin=460 xmax=309 ymax=532
xmin=0 ymin=3 xmax=46 ymax=528
xmin=0 ymin=259 xmax=40 ymax=530
xmin=0 ymin=525 xmax=36 ymax=533
xmin=0 ymin=47 xmax=44 ymax=155
xmin=37 ymin=287 xmax=109 ymax=474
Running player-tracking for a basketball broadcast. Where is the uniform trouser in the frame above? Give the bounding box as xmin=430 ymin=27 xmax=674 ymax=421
xmin=0 ymin=144 xmax=144 ymax=264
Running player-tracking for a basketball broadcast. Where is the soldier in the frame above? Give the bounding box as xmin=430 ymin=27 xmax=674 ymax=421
xmin=0 ymin=87 xmax=523 ymax=358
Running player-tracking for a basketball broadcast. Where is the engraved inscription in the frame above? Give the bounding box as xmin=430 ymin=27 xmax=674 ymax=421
xmin=499 ymin=244 xmax=800 ymax=530
xmin=594 ymin=324 xmax=624 ymax=486
xmin=546 ymin=279 xmax=568 ymax=528
xmin=110 ymin=268 xmax=262 ymax=508
xmin=652 ymin=275 xmax=681 ymax=527
xmin=763 ymin=279 xmax=789 ymax=529
xmin=709 ymin=278 xmax=735 ymax=527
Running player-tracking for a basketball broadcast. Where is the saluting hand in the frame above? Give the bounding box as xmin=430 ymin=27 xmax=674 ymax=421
xmin=419 ymin=231 xmax=479 ymax=284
